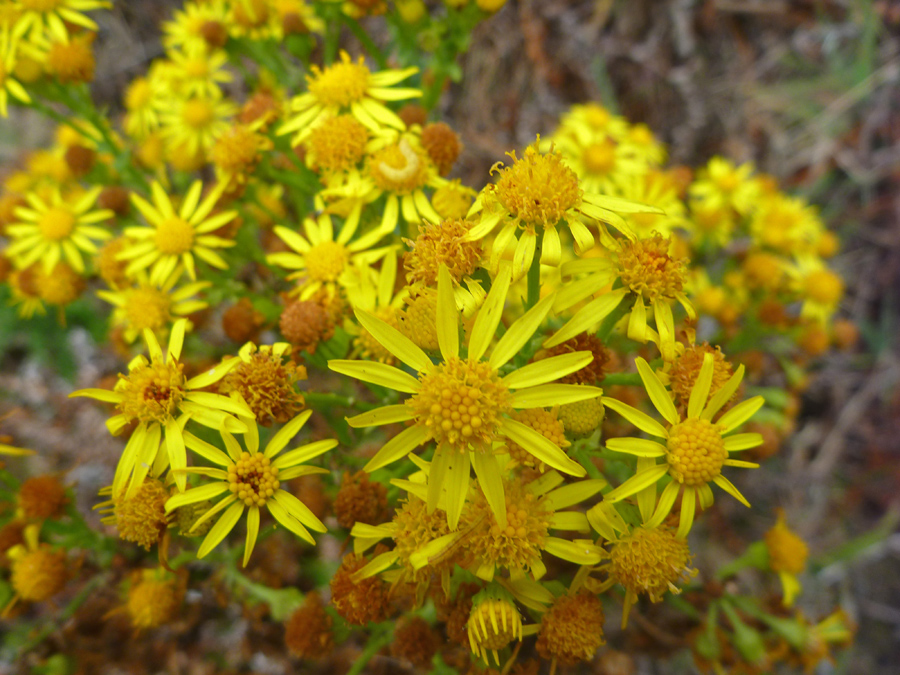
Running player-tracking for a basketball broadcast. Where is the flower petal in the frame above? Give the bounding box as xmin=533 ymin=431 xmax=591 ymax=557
xmin=502 ymin=352 xmax=594 ymax=390
xmin=490 ymin=292 xmax=554 ymax=370
xmin=605 ymin=437 xmax=667 ymax=458
xmin=265 ymin=409 xmax=313 ymax=458
xmin=635 ymin=358 xmax=679 ymax=425
xmin=602 ymin=397 xmax=668 ymax=438
xmin=243 ymin=506 xmax=260 ymax=567
xmin=328 ymin=359 xmax=421 ymax=394
xmin=354 ymin=308 xmax=433 ymax=373
xmin=499 ymin=418 xmax=585 ymax=476
xmin=469 ymin=266 xmax=511 ymax=363
xmin=472 ymin=451 xmax=506 ymax=528
xmin=676 ymin=487 xmax=696 ymax=539
xmin=197 ymin=501 xmax=245 ymax=558
xmin=543 ymin=290 xmax=628 ymax=348
xmin=346 ymin=405 xmax=414 ymax=428
xmin=272 ymin=489 xmax=326 ymax=532
xmin=363 ymin=424 xmax=431 ymax=472
xmin=717 ymin=396 xmax=765 ymax=434
xmin=604 ymin=463 xmax=669 ymax=503
xmin=510 ymin=384 xmax=602 ymax=408
xmin=543 ymin=537 xmax=602 ymax=565
xmin=436 ymin=265 xmax=459 ymax=362
xmin=687 ymin=352 xmax=715 ymax=419
xmin=723 ymin=433 xmax=764 ymax=452
xmin=712 ymin=474 xmax=751 ymax=507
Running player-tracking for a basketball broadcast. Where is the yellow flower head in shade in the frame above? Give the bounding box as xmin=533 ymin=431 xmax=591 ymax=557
xmin=5 ymin=524 xmax=66 ymax=614
xmin=161 ymin=0 xmax=229 ymax=52
xmin=124 ymin=568 xmax=186 ymax=632
xmin=97 ymin=476 xmax=171 ymax=551
xmin=602 ymin=354 xmax=765 ymax=538
xmin=9 ymin=0 xmax=110 ymax=44
xmin=330 ymin=264 xmax=603 ymax=529
xmin=535 ymin=592 xmax=606 ymax=666
xmin=349 ymin=492 xmax=454 ymax=606
xmin=465 ymin=138 xmax=659 ymax=280
xmin=5 ymin=186 xmax=113 ymax=273
xmin=1 ymin=32 xmax=33 ymax=118
xmin=164 ymin=409 xmax=337 ymax=567
xmin=279 ymin=50 xmax=421 ymax=145
xmin=69 ymin=319 xmax=251 ymax=494
xmin=467 ymin=588 xmax=524 ymax=666
xmin=266 ymin=210 xmax=394 ymax=301
xmin=118 ymin=180 xmax=237 ymax=285
xmin=97 ymin=270 xmax=210 ymax=344
xmin=158 ymin=91 xmax=236 ymax=161
xmin=451 ymin=470 xmax=605 ymax=582
xmin=765 ymin=508 xmax=808 ymax=607
xmin=217 ymin=342 xmax=307 ymax=426
xmin=546 ymin=233 xmax=695 ymax=362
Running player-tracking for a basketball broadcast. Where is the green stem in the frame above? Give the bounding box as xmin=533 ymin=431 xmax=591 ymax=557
xmin=422 ymin=70 xmax=448 ymax=111
xmin=600 ymin=373 xmax=642 ymax=387
xmin=347 ymin=624 xmax=393 ymax=675
xmin=526 ymin=241 xmax=542 ymax=311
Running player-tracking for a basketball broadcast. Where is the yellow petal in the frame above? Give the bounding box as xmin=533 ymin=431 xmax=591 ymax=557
xmin=713 ymin=474 xmax=751 ymax=507
xmin=197 ymin=501 xmax=245 ymax=558
xmin=363 ymin=424 xmax=430 ymax=472
xmin=243 ymin=506 xmax=260 ymax=567
xmin=646 ymin=480 xmax=682 ymax=529
xmin=489 ymin=292 xmax=554 ymax=370
xmin=272 ymin=489 xmax=326 ymax=532
xmin=605 ymin=437 xmax=667 ymax=458
xmin=676 ymin=487 xmax=696 ymax=539
xmin=472 ymin=452 xmax=506 ymax=528
xmin=717 ymin=396 xmax=765 ymax=434
xmin=723 ymin=433 xmax=764 ymax=452
xmin=602 ymin=397 xmax=668 ymax=438
xmin=635 ymin=357 xmax=679 ymax=425
xmin=427 ymin=446 xmax=470 ymax=529
xmin=543 ymin=290 xmax=628 ymax=348
xmin=510 ymin=384 xmax=602 ymax=408
xmin=702 ymin=365 xmax=745 ymax=420
xmin=543 ymin=537 xmax=602 ymax=565
xmin=604 ymin=463 xmax=669 ymax=503
xmin=502 ymin=352 xmax=593 ymax=390
xmin=328 ymin=359 xmax=421 ymax=394
xmin=272 ymin=439 xmax=338 ymax=468
xmin=164 ymin=481 xmax=230 ymax=512
xmin=499 ymin=418 xmax=585 ymax=476
xmin=267 ymin=499 xmax=315 ymax=545
xmin=544 ymin=479 xmax=607 ymax=510
xmin=265 ymin=409 xmax=313 ymax=457
xmin=346 ymin=405 xmax=414 ymax=428
xmin=354 ymin=308 xmax=433 ymax=373
xmin=687 ymin=352 xmax=715 ymax=419
xmin=469 ymin=266 xmax=511 ymax=363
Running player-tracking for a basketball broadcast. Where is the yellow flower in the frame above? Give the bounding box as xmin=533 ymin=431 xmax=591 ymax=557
xmin=165 ymin=44 xmax=233 ymax=98
xmin=344 ymin=249 xmax=407 ymax=364
xmin=330 ymin=264 xmax=602 ymax=528
xmin=602 ymin=354 xmax=764 ymax=538
xmin=158 ymin=90 xmax=236 ymax=160
xmin=279 ymin=50 xmax=420 ymax=145
xmin=546 ymin=233 xmax=695 ymax=362
xmin=266 ymin=209 xmax=394 ymax=301
xmin=765 ymin=509 xmax=808 ymax=607
xmin=10 ymin=0 xmax=110 ymax=44
xmin=749 ymin=192 xmax=823 ymax=255
xmin=4 ymin=524 xmax=67 ymax=615
xmin=119 ymin=180 xmax=237 ymax=284
xmin=69 ymin=319 xmax=250 ymax=494
xmin=322 ymin=129 xmax=446 ymax=232
xmin=465 ymin=138 xmax=657 ymax=280
xmin=467 ymin=589 xmax=524 ymax=665
xmin=161 ymin=0 xmax=229 ymax=52
xmin=0 ymin=32 xmax=32 ymax=117
xmin=689 ymin=157 xmax=759 ymax=217
xmin=6 ymin=185 xmax=113 ymax=273
xmin=164 ymin=409 xmax=337 ymax=566
xmin=97 ymin=270 xmax=210 ymax=344
xmin=787 ymin=256 xmax=843 ymax=324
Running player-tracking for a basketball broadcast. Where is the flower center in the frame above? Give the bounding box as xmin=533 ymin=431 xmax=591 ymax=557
xmin=38 ymin=207 xmax=76 ymax=241
xmin=125 ymin=78 xmax=152 ymax=110
xmin=183 ymin=58 xmax=209 ymax=79
xmin=583 ymin=105 xmax=611 ymax=129
xmin=582 ymin=140 xmax=616 ymax=175
xmin=462 ymin=477 xmax=550 ymax=575
xmin=404 ymin=218 xmax=481 ymax=287
xmin=368 ymin=139 xmax=429 ymax=194
xmin=182 ymin=99 xmax=214 ymax=129
xmin=609 ymin=526 xmax=694 ymax=601
xmin=305 ymin=240 xmax=348 ymax=282
xmin=307 ymin=54 xmax=371 ymax=107
xmin=212 ymin=125 xmax=261 ymax=174
xmin=666 ymin=418 xmax=727 ymax=486
xmin=493 ymin=144 xmax=581 ymax=230
xmin=228 ymin=451 xmax=280 ymax=506
xmin=155 ymin=216 xmax=195 ymax=255
xmin=308 ymin=114 xmax=368 ymax=173
xmin=715 ymin=168 xmax=741 ymax=193
xmin=399 ymin=290 xmax=439 ymax=352
xmin=408 ymin=357 xmax=511 ymax=453
xmin=125 ymin=287 xmax=172 ymax=333
xmin=116 ymin=359 xmax=186 ymax=424
xmin=617 ymin=234 xmax=686 ymax=300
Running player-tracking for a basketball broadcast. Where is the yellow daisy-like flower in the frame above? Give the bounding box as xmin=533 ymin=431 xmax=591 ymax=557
xmin=265 ymin=209 xmax=394 ymax=301
xmin=786 ymin=255 xmax=844 ymax=325
xmin=97 ymin=270 xmax=210 ymax=344
xmin=322 ymin=129 xmax=445 ymax=233
xmin=69 ymin=319 xmax=251 ymax=495
xmin=689 ymin=157 xmax=759 ymax=218
xmin=0 ymin=32 xmax=32 ymax=117
xmin=158 ymin=91 xmax=236 ymax=160
xmin=163 ymin=409 xmax=337 ymax=566
xmin=165 ymin=44 xmax=233 ymax=98
xmin=602 ymin=354 xmax=764 ymax=538
xmin=10 ymin=0 xmax=110 ymax=44
xmin=330 ymin=264 xmax=602 ymax=529
xmin=344 ymin=249 xmax=407 ymax=364
xmin=465 ymin=138 xmax=658 ymax=280
xmin=161 ymin=0 xmax=229 ymax=52
xmin=118 ymin=180 xmax=237 ymax=285
xmin=764 ymin=508 xmax=808 ymax=608
xmin=278 ymin=49 xmax=420 ymax=145
xmin=6 ymin=186 xmax=113 ymax=273
xmin=546 ymin=233 xmax=695 ymax=362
